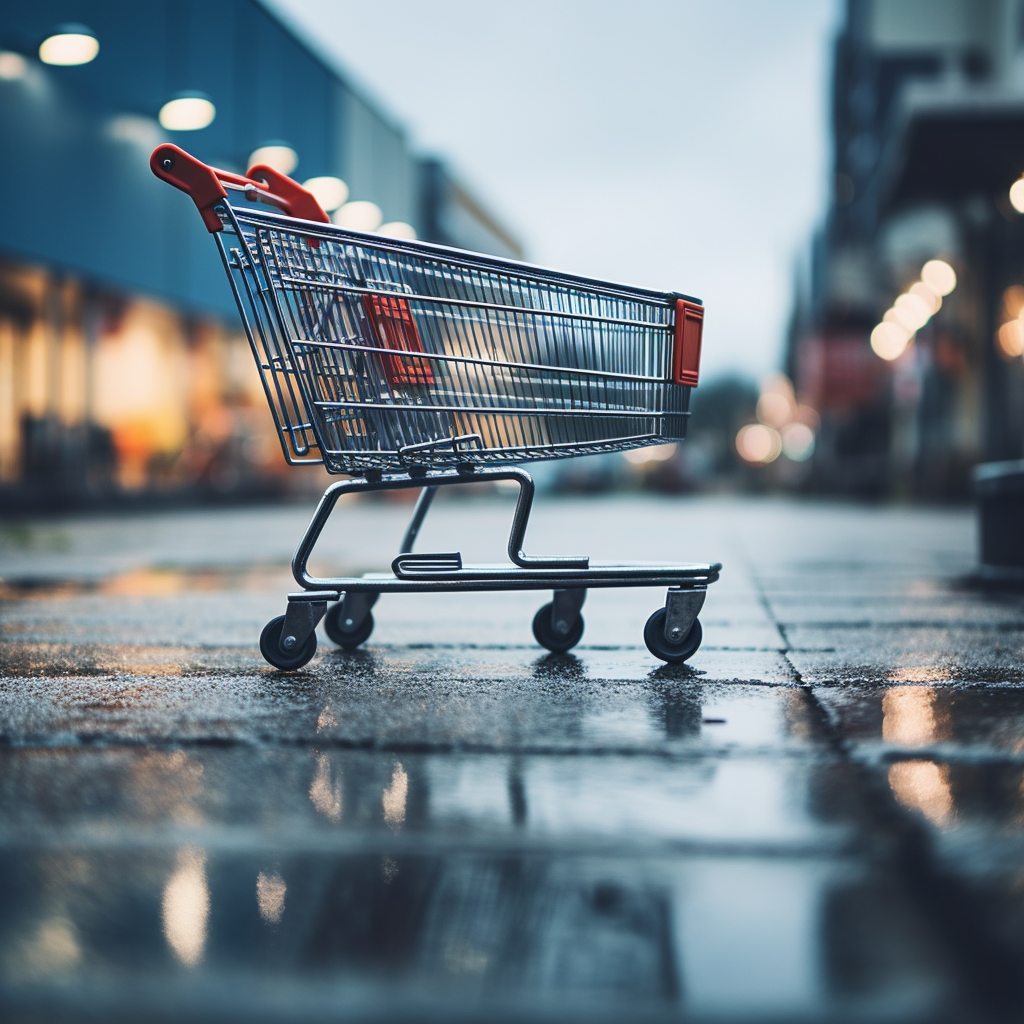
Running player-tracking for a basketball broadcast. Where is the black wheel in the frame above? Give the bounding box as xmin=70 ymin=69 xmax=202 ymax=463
xmin=324 ymin=603 xmax=375 ymax=649
xmin=260 ymin=615 xmax=318 ymax=670
xmin=643 ymin=608 xmax=702 ymax=664
xmin=532 ymin=601 xmax=584 ymax=654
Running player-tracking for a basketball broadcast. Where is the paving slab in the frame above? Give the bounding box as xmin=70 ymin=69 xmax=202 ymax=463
xmin=2 ymin=494 xmax=1021 ymax=1022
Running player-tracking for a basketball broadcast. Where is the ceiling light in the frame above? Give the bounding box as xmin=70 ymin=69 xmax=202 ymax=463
xmin=301 ymin=176 xmax=348 ymax=211
xmin=158 ymin=95 xmax=215 ymax=131
xmin=39 ymin=26 xmax=98 ymax=66
xmin=248 ymin=144 xmax=298 ymax=175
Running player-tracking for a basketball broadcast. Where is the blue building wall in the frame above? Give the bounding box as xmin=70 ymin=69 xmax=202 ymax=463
xmin=0 ymin=0 xmax=416 ymax=320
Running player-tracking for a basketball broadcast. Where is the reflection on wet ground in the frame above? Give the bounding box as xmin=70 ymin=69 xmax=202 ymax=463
xmin=4 ymin=497 xmax=1024 ymax=1020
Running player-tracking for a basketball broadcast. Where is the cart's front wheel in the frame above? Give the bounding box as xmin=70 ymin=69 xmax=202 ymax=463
xmin=260 ymin=615 xmax=318 ymax=670
xmin=532 ymin=601 xmax=584 ymax=653
xmin=643 ymin=608 xmax=702 ymax=664
xmin=324 ymin=603 xmax=375 ymax=649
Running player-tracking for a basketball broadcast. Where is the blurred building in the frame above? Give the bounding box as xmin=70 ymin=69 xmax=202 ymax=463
xmin=788 ymin=0 xmax=1024 ymax=498
xmin=0 ymin=0 xmax=521 ymax=506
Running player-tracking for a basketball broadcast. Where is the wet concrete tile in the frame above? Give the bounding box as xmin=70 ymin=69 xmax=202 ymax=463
xmin=0 ymin=669 xmax=810 ymax=751
xmin=816 ymin=684 xmax=1024 ymax=757
xmin=0 ymin=845 xmax=965 ymax=1023
xmin=0 ymin=745 xmax=850 ymax=851
xmin=787 ymin=626 xmax=1024 ymax=685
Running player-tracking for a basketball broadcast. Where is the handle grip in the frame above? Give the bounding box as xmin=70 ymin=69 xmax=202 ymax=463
xmin=150 ymin=144 xmax=330 ymax=233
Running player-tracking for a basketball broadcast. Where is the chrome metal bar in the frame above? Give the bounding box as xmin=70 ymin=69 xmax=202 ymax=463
xmin=279 ymin=276 xmax=673 ymax=329
xmin=400 ymin=486 xmax=438 ymax=553
xmin=296 ymin=338 xmax=669 ymax=384
xmin=291 ymin=467 xmax=590 ymax=590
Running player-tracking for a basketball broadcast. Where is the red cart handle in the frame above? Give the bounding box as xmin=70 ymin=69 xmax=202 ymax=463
xmin=150 ymin=144 xmax=330 ymax=233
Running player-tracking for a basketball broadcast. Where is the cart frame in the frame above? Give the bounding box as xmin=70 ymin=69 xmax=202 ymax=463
xmin=150 ymin=144 xmax=720 ymax=669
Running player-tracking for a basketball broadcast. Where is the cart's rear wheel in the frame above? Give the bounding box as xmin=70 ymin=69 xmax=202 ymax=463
xmin=324 ymin=603 xmax=375 ymax=649
xmin=532 ymin=601 xmax=584 ymax=654
xmin=643 ymin=608 xmax=702 ymax=664
xmin=260 ymin=615 xmax=318 ymax=670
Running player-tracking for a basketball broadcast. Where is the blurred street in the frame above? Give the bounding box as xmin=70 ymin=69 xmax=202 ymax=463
xmin=2 ymin=492 xmax=1023 ymax=1022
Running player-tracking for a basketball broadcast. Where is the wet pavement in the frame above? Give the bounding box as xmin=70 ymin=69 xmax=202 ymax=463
xmin=1 ymin=493 xmax=1023 ymax=1022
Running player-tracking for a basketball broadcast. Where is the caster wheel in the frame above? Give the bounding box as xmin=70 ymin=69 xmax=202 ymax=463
xmin=260 ymin=615 xmax=318 ymax=670
xmin=532 ymin=601 xmax=584 ymax=653
xmin=643 ymin=608 xmax=702 ymax=664
xmin=324 ymin=604 xmax=374 ymax=649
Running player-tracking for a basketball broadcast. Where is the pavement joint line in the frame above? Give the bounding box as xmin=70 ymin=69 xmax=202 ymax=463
xmin=0 ymin=733 xmax=831 ymax=758
xmin=851 ymin=743 xmax=1024 ymax=767
xmin=745 ymin=535 xmax=1024 ymax=1017
xmin=802 ymin=683 xmax=1024 ymax=1019
xmin=0 ymin=828 xmax=856 ymax=859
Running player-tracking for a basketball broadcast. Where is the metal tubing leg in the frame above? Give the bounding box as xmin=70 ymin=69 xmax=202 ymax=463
xmin=506 ymin=469 xmax=588 ymax=570
xmin=400 ymin=485 xmax=438 ymax=554
xmin=292 ymin=467 xmax=594 ymax=591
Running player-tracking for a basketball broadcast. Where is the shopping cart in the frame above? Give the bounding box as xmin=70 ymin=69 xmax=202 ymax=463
xmin=151 ymin=145 xmax=721 ymax=670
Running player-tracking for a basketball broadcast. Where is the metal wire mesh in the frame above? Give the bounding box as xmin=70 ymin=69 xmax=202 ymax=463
xmin=217 ymin=203 xmax=693 ymax=474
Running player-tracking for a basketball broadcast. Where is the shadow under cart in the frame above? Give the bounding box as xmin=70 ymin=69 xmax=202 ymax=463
xmin=260 ymin=465 xmax=721 ymax=670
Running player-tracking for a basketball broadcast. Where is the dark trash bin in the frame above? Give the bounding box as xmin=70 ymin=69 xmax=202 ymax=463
xmin=974 ymin=460 xmax=1024 ymax=580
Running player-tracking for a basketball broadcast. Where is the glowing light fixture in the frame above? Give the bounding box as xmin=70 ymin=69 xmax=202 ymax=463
xmin=921 ymin=259 xmax=956 ymax=296
xmin=333 ymin=200 xmax=383 ymax=232
xmin=301 ymin=176 xmax=348 ymax=211
xmin=377 ymin=221 xmax=418 ymax=240
xmin=248 ymin=144 xmax=297 ymax=175
xmin=159 ymin=95 xmax=215 ymax=131
xmin=735 ymin=423 xmax=781 ymax=465
xmin=0 ymin=51 xmax=28 ymax=80
xmin=871 ymin=321 xmax=911 ymax=361
xmin=39 ymin=26 xmax=98 ymax=66
xmin=1011 ymin=178 xmax=1024 ymax=214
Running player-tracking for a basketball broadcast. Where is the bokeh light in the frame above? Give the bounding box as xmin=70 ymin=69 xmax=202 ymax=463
xmin=736 ymin=423 xmax=782 ymax=464
xmin=377 ymin=221 xmax=418 ymax=240
xmin=920 ymin=259 xmax=956 ymax=296
xmin=158 ymin=96 xmax=215 ymax=131
xmin=894 ymin=292 xmax=932 ymax=332
xmin=39 ymin=28 xmax=98 ymax=66
xmin=871 ymin=321 xmax=911 ymax=361
xmin=623 ymin=442 xmax=677 ymax=465
xmin=1011 ymin=179 xmax=1024 ymax=215
xmin=0 ymin=51 xmax=28 ymax=80
xmin=248 ymin=145 xmax=298 ymax=175
xmin=909 ymin=281 xmax=941 ymax=314
xmin=301 ymin=176 xmax=348 ymax=211
xmin=781 ymin=421 xmax=815 ymax=461
xmin=333 ymin=200 xmax=383 ymax=232
xmin=996 ymin=320 xmax=1024 ymax=358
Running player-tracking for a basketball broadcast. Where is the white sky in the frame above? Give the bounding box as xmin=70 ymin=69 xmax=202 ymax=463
xmin=268 ymin=0 xmax=839 ymax=381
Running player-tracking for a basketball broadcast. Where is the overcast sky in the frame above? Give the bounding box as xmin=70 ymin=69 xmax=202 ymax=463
xmin=268 ymin=0 xmax=839 ymax=382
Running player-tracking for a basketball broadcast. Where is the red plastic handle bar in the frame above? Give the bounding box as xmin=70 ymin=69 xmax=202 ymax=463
xmin=672 ymin=298 xmax=704 ymax=387
xmin=150 ymin=144 xmax=330 ymax=233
